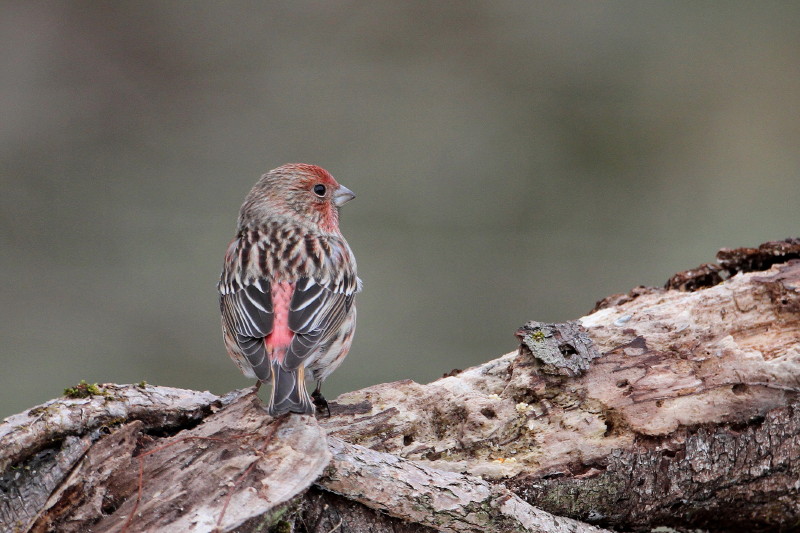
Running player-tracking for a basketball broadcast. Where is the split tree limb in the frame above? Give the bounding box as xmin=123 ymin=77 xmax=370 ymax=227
xmin=2 ymin=239 xmax=799 ymax=532
xmin=322 ymin=437 xmax=610 ymax=533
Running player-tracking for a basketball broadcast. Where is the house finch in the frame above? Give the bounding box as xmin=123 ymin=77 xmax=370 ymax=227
xmin=218 ymin=164 xmax=360 ymax=416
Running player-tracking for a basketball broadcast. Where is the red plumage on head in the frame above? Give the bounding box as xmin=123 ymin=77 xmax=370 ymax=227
xmin=240 ymin=163 xmax=346 ymax=233
xmin=283 ymin=164 xmax=342 ymax=233
xmin=284 ymin=163 xmax=338 ymax=186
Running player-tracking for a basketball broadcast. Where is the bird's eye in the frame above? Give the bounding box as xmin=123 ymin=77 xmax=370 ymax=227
xmin=313 ymin=184 xmax=327 ymax=197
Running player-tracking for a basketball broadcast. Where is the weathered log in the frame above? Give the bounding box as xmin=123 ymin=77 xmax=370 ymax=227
xmin=1 ymin=239 xmax=798 ymax=532
xmin=1 ymin=387 xmax=607 ymax=533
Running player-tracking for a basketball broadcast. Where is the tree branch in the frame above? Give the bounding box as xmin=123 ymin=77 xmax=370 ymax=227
xmin=2 ymin=239 xmax=798 ymax=532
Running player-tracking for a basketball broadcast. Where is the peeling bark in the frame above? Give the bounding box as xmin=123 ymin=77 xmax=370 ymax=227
xmin=1 ymin=240 xmax=799 ymax=532
xmin=3 ymin=389 xmax=329 ymax=533
xmin=321 ymin=437 xmax=610 ymax=533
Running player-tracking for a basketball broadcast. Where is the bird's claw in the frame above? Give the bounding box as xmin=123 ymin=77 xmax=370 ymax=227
xmin=311 ymin=388 xmax=331 ymax=417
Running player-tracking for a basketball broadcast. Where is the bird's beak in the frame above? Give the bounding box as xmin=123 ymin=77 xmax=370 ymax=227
xmin=333 ymin=185 xmax=356 ymax=207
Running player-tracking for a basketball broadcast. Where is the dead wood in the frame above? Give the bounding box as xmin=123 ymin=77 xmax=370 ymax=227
xmin=1 ymin=239 xmax=799 ymax=532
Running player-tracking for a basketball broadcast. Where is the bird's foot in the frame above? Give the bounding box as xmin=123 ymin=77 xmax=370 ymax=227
xmin=311 ymin=388 xmax=331 ymax=417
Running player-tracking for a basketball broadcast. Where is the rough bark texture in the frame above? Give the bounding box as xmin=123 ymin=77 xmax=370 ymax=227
xmin=2 ymin=389 xmax=329 ymax=533
xmin=1 ymin=239 xmax=799 ymax=532
xmin=322 ymin=437 xmax=608 ymax=533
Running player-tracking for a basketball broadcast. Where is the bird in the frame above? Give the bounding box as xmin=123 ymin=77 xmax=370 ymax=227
xmin=218 ymin=163 xmax=360 ymax=416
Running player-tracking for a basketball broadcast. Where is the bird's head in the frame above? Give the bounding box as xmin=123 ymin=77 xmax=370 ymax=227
xmin=239 ymin=163 xmax=355 ymax=232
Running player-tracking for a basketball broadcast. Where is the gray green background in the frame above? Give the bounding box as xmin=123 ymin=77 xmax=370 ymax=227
xmin=2 ymin=2 xmax=799 ymax=419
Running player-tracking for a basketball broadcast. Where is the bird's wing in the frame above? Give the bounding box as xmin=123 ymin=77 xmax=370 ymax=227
xmin=283 ymin=276 xmax=356 ymax=369
xmin=219 ymin=229 xmax=359 ymax=374
xmin=220 ymin=279 xmax=274 ymax=378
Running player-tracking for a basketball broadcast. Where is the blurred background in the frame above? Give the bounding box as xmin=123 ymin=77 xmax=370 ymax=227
xmin=2 ymin=2 xmax=799 ymax=419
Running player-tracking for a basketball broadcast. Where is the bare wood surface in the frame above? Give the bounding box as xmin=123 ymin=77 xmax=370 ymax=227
xmin=4 ymin=389 xmax=330 ymax=533
xmin=322 ymin=437 xmax=610 ymax=533
xmin=1 ymin=239 xmax=798 ymax=532
xmin=0 ymin=384 xmax=217 ymax=474
xmin=1 ymin=385 xmax=218 ymax=531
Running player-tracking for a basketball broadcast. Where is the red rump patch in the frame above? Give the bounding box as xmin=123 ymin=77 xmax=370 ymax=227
xmin=266 ymin=281 xmax=296 ymax=363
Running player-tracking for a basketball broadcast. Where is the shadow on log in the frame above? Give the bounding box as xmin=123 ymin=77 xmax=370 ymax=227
xmin=2 ymin=239 xmax=799 ymax=532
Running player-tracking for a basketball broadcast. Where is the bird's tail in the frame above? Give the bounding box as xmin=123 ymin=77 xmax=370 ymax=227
xmin=268 ymin=361 xmax=314 ymax=416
